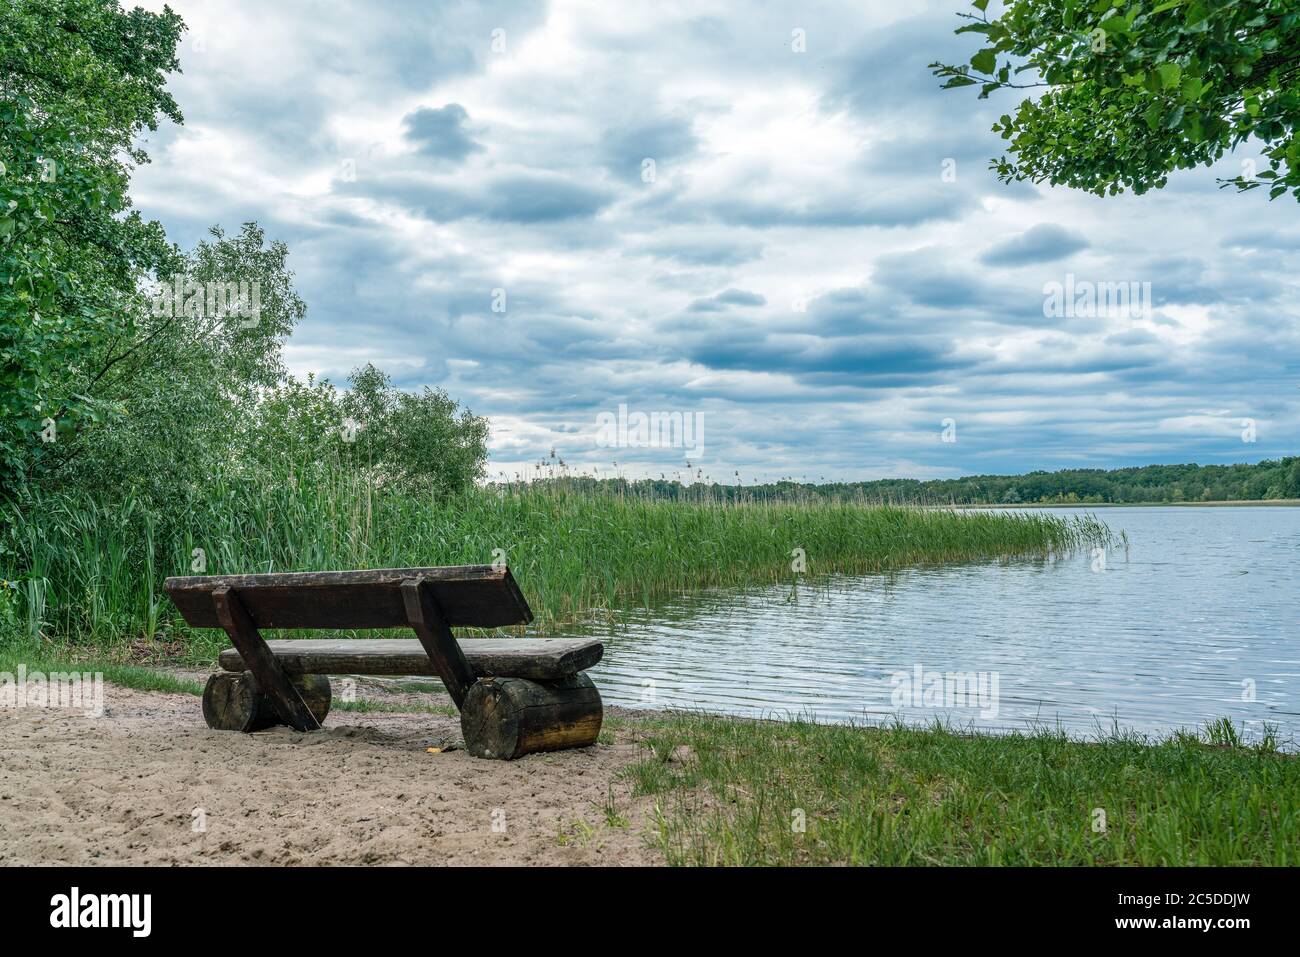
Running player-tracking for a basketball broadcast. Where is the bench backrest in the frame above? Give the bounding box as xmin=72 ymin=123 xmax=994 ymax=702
xmin=164 ymin=565 xmax=532 ymax=630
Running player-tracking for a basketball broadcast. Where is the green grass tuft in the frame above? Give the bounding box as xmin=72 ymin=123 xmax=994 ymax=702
xmin=0 ymin=643 xmax=204 ymax=696
xmin=621 ymin=711 xmax=1299 ymax=865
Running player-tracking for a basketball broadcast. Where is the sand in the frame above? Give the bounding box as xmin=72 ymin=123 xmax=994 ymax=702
xmin=0 ymin=678 xmax=665 ymax=866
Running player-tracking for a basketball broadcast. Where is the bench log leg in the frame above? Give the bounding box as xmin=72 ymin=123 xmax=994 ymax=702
xmin=203 ymin=671 xmax=332 ymax=732
xmin=401 ymin=577 xmax=475 ymax=708
xmin=211 ymin=585 xmax=321 ymax=732
xmin=460 ymin=674 xmax=602 ymax=759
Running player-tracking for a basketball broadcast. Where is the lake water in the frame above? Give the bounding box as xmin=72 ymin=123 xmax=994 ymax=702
xmin=580 ymin=506 xmax=1300 ymax=747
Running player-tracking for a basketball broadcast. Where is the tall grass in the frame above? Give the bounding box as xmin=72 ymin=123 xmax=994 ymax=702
xmin=1 ymin=465 xmax=1111 ymax=652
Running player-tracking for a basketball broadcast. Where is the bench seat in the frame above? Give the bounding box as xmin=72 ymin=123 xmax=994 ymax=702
xmin=218 ymin=637 xmax=603 ymax=682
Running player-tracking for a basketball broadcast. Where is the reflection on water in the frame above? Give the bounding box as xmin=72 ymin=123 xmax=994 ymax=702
xmin=577 ymin=506 xmax=1300 ymax=746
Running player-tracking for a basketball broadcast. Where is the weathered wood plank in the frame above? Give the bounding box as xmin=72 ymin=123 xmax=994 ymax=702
xmin=218 ymin=637 xmax=604 ymax=681
xmin=401 ymin=577 xmax=475 ymax=708
xmin=211 ymin=586 xmax=320 ymax=733
xmin=164 ymin=565 xmax=532 ymax=630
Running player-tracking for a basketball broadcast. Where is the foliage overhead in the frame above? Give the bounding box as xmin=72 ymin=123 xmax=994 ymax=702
xmin=932 ymin=0 xmax=1300 ymax=199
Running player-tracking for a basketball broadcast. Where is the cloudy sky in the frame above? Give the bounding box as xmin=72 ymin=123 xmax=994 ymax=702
xmin=131 ymin=0 xmax=1299 ymax=483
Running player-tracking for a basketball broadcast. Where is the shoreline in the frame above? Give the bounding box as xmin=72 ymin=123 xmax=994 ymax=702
xmin=953 ymin=499 xmax=1300 ymax=508
xmin=1 ymin=668 xmax=1293 ymax=866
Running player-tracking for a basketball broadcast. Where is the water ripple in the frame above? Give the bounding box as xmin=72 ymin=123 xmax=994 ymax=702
xmin=576 ymin=506 xmax=1300 ymax=747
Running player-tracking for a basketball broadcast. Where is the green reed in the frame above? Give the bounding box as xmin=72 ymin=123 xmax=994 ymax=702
xmin=1 ymin=466 xmax=1111 ymax=650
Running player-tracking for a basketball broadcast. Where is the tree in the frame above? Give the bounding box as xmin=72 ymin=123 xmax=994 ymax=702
xmin=932 ymin=0 xmax=1300 ymax=199
xmin=1 ymin=0 xmax=186 ymax=485
xmin=340 ymin=363 xmax=489 ymax=496
xmin=53 ymin=223 xmax=308 ymax=504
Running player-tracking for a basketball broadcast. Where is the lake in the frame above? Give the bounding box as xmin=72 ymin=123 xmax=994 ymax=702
xmin=581 ymin=506 xmax=1300 ymax=747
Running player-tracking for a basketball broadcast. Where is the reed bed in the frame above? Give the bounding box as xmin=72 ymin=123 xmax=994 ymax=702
xmin=1 ymin=468 xmax=1112 ymax=652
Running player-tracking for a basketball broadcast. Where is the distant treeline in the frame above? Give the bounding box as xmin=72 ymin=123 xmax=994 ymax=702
xmin=515 ymin=457 xmax=1300 ymax=505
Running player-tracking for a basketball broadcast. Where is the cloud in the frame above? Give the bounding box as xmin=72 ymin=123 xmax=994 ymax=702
xmin=688 ymin=288 xmax=767 ymax=312
xmin=602 ymin=115 xmax=697 ymax=181
xmin=702 ymin=189 xmax=972 ymax=229
xmin=980 ymin=224 xmax=1091 ymax=266
xmin=403 ymin=104 xmax=483 ymax=162
xmin=345 ymin=171 xmax=616 ymax=223
xmin=632 ymin=236 xmax=765 ymax=267
xmin=128 ymin=0 xmax=1300 ymax=481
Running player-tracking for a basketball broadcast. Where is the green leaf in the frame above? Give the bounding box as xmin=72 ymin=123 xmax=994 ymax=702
xmin=1156 ymin=62 xmax=1182 ymax=90
xmin=970 ymin=48 xmax=997 ymax=74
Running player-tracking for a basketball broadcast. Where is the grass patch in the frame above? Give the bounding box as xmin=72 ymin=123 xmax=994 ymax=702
xmin=383 ymin=679 xmax=446 ymax=694
xmin=622 ymin=711 xmax=1300 ymax=866
xmin=332 ymin=698 xmax=457 ymax=716
xmin=0 ymin=644 xmax=204 ymax=697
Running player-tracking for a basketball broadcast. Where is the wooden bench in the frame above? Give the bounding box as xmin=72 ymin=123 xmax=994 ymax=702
xmin=163 ymin=566 xmax=603 ymax=759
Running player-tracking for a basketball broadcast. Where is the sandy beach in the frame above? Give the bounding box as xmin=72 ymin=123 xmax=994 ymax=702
xmin=0 ymin=679 xmax=662 ymax=866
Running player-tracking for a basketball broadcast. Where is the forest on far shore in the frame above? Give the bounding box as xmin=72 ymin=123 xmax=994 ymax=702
xmin=540 ymin=457 xmax=1300 ymax=506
